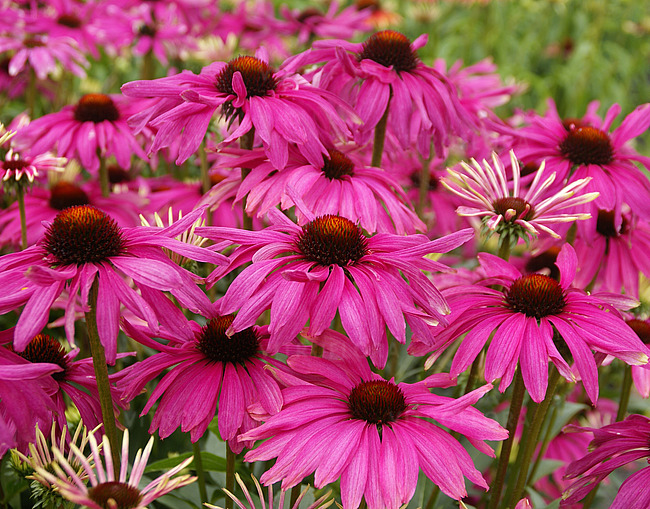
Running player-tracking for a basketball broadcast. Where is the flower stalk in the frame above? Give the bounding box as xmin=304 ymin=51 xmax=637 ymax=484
xmin=225 ymin=444 xmax=236 ymax=509
xmin=192 ymin=440 xmax=208 ymax=505
xmin=371 ymin=94 xmax=391 ymax=168
xmin=16 ymin=185 xmax=28 ymax=250
xmin=239 ymin=127 xmax=256 ymax=231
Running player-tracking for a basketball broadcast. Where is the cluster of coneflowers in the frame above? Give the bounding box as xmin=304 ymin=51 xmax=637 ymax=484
xmin=1 ymin=1 xmax=650 ymax=508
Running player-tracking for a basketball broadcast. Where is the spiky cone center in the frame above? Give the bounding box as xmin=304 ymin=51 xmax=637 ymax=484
xmin=87 ymin=481 xmax=143 ymax=509
xmin=3 ymin=158 xmax=29 ymax=173
xmin=44 ymin=205 xmax=125 ymax=266
xmin=348 ymin=380 xmax=407 ymax=425
xmin=559 ymin=126 xmax=614 ymax=166
xmin=48 ymin=182 xmax=90 ymax=210
xmin=493 ymin=197 xmax=535 ymax=222
xmin=13 ymin=334 xmax=69 ymax=381
xmin=322 ymin=150 xmax=355 ymax=180
xmin=24 ymin=38 xmax=45 ymax=48
xmin=596 ymin=209 xmax=629 ymax=237
xmin=215 ymin=56 xmax=277 ymax=99
xmin=525 ymin=246 xmax=561 ymax=280
xmin=73 ymin=94 xmax=120 ymax=123
xmin=627 ymin=319 xmax=650 ymax=345
xmin=57 ymin=14 xmax=82 ymax=28
xmin=195 ymin=315 xmax=260 ymax=365
xmin=296 ymin=7 xmax=322 ymax=22
xmin=357 ymin=30 xmax=418 ymax=72
xmin=296 ymin=215 xmax=368 ymax=267
xmin=506 ymin=274 xmax=566 ymax=318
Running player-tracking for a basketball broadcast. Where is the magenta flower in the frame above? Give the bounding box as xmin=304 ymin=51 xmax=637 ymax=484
xmin=284 ymin=30 xmax=473 ymax=156
xmin=33 ymin=429 xmax=196 ymax=509
xmin=198 ymin=209 xmax=473 ymax=367
xmin=0 ymin=205 xmax=226 ymax=362
xmin=205 ymin=146 xmax=425 ymax=234
xmin=16 ymin=94 xmax=148 ymax=173
xmin=122 ymin=49 xmax=351 ymax=168
xmin=562 ymin=414 xmax=650 ymax=508
xmin=0 ymin=148 xmax=65 ymax=185
xmin=240 ymin=330 xmax=507 ymax=508
xmin=118 ymin=314 xmax=288 ymax=450
xmin=3 ymin=332 xmax=126 ymax=433
xmin=427 ymin=243 xmax=649 ymax=403
xmin=513 ymin=99 xmax=650 ymax=220
xmin=573 ymin=210 xmax=650 ymax=298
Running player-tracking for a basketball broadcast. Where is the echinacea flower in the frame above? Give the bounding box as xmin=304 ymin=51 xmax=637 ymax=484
xmin=442 ymin=150 xmax=598 ymax=246
xmin=513 ymin=99 xmax=650 ymax=221
xmin=426 ymin=243 xmax=649 ymax=403
xmin=16 ymin=94 xmax=148 ymax=173
xmin=283 ymin=30 xmax=473 ymax=156
xmin=122 ymin=48 xmax=352 ymax=168
xmin=240 ymin=330 xmax=507 ymax=509
xmin=205 ymin=473 xmax=333 ymax=509
xmin=0 ymin=148 xmax=66 ymax=185
xmin=0 ymin=205 xmax=226 ymax=362
xmin=33 ymin=429 xmax=196 ymax=509
xmin=562 ymin=414 xmax=650 ymax=508
xmin=204 ymin=146 xmax=425 ymax=234
xmin=118 ymin=314 xmax=288 ymax=450
xmin=198 ymin=209 xmax=473 ymax=367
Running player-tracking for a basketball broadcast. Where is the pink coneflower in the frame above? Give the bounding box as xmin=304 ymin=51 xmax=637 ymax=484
xmin=0 ymin=148 xmax=65 ymax=185
xmin=0 ymin=344 xmax=61 ymax=455
xmin=283 ymin=30 xmax=473 ymax=156
xmin=240 ymin=330 xmax=507 ymax=508
xmin=0 ymin=31 xmax=87 ymax=80
xmin=442 ymin=150 xmax=598 ymax=245
xmin=122 ymin=49 xmax=351 ymax=168
xmin=206 ymin=473 xmax=333 ymax=509
xmin=205 ymin=146 xmax=425 ymax=234
xmin=562 ymin=414 xmax=650 ymax=508
xmin=4 ymin=332 xmax=126 ymax=432
xmin=16 ymin=93 xmax=148 ymax=173
xmin=0 ymin=180 xmax=143 ymax=248
xmin=198 ymin=209 xmax=473 ymax=367
xmin=118 ymin=314 xmax=288 ymax=450
xmin=427 ymin=243 xmax=649 ymax=403
xmin=0 ymin=205 xmax=226 ymax=362
xmin=33 ymin=429 xmax=196 ymax=509
xmin=573 ymin=210 xmax=650 ymax=298
xmin=513 ymin=99 xmax=650 ymax=220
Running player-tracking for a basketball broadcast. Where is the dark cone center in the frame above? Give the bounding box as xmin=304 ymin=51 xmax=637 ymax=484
xmin=357 ymin=30 xmax=418 ymax=72
xmin=506 ymin=274 xmax=566 ymax=318
xmin=73 ymin=94 xmax=120 ymax=123
xmin=3 ymin=159 xmax=29 ymax=172
xmin=44 ymin=205 xmax=125 ymax=266
xmin=348 ymin=380 xmax=407 ymax=425
xmin=296 ymin=215 xmax=368 ymax=267
xmin=525 ymin=246 xmax=561 ymax=280
xmin=14 ymin=334 xmax=68 ymax=381
xmin=596 ymin=209 xmax=629 ymax=237
xmin=48 ymin=182 xmax=90 ymax=210
xmin=322 ymin=150 xmax=354 ymax=180
xmin=57 ymin=14 xmax=82 ymax=28
xmin=627 ymin=319 xmax=650 ymax=345
xmin=493 ymin=197 xmax=535 ymax=222
xmin=195 ymin=315 xmax=260 ymax=365
xmin=87 ymin=482 xmax=143 ymax=509
xmin=559 ymin=126 xmax=614 ymax=166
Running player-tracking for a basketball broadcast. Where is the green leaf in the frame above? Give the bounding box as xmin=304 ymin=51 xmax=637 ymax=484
xmin=144 ymin=451 xmax=227 ymax=473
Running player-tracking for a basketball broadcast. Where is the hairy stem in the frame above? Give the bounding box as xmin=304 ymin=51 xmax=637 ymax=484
xmin=85 ymin=277 xmax=120 ymax=478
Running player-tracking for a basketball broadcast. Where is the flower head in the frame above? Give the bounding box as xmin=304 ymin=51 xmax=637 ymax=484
xmin=442 ymin=150 xmax=598 ymax=246
xmin=425 ymin=243 xmax=649 ymax=403
xmin=0 ymin=148 xmax=66 ymax=186
xmin=32 ymin=429 xmax=196 ymax=509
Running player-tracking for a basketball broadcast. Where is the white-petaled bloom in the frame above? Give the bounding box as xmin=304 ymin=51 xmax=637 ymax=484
xmin=1 ymin=148 xmax=66 ymax=184
xmin=33 ymin=429 xmax=196 ymax=509
xmin=140 ymin=207 xmax=209 ymax=267
xmin=442 ymin=150 xmax=598 ymax=241
xmin=205 ymin=473 xmax=333 ymax=509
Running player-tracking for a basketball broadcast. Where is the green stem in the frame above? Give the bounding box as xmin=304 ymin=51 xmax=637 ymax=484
xmin=27 ymin=68 xmax=36 ymax=119
xmin=192 ymin=440 xmax=208 ymax=505
xmin=140 ymin=49 xmax=155 ymax=80
xmin=461 ymin=354 xmax=481 ymax=395
xmin=526 ymin=400 xmax=559 ymax=488
xmin=508 ymin=368 xmax=561 ymax=508
xmin=16 ymin=186 xmax=27 ymax=250
xmin=225 ymin=444 xmax=236 ymax=509
xmin=487 ymin=368 xmax=526 ymax=509
xmin=85 ymin=277 xmax=120 ymax=478
xmin=497 ymin=235 xmax=511 ymax=261
xmin=239 ymin=128 xmax=255 ymax=231
xmin=370 ymin=93 xmax=391 ymax=168
xmin=616 ymin=364 xmax=633 ymax=422
xmin=98 ymin=154 xmax=110 ymax=198
xmin=310 ymin=343 xmax=323 ymax=357
xmin=423 ymin=484 xmax=439 ymax=509
xmin=416 ymin=159 xmax=431 ymax=219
